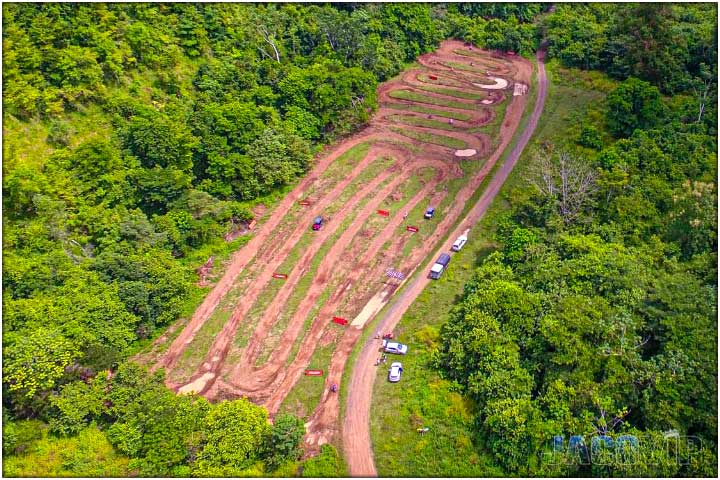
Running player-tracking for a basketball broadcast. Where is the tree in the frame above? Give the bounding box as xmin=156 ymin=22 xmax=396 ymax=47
xmin=194 ymin=399 xmax=271 ymax=475
xmin=265 ymin=414 xmax=305 ymax=470
xmin=606 ymin=78 xmax=665 ymax=137
xmin=529 ymin=150 xmax=598 ymax=224
xmin=49 ymin=373 xmax=107 ymax=436
xmin=245 ymin=128 xmax=312 ymax=196
xmin=2 ymin=327 xmax=80 ymax=402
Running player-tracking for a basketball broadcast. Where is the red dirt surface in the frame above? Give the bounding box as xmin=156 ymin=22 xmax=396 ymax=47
xmin=150 ymin=41 xmax=539 ymax=470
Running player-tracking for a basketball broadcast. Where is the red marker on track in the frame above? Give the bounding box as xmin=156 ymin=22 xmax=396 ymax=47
xmin=332 ymin=316 xmax=348 ymax=326
xmin=406 ymin=226 xmax=419 ymax=233
xmin=272 ymin=273 xmax=288 ymax=279
xmin=304 ymin=369 xmax=323 ymax=376
xmin=377 ymin=210 xmax=390 ymax=217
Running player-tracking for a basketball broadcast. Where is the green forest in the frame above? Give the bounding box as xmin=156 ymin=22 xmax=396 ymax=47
xmin=2 ymin=2 xmax=717 ymax=477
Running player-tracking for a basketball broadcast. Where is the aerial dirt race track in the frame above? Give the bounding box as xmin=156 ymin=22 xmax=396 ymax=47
xmin=343 ymin=50 xmax=548 ymax=477
xmin=149 ymin=40 xmax=532 ymax=456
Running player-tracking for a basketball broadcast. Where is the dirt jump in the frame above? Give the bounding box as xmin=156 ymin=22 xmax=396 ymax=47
xmin=145 ymin=40 xmax=537 ymax=469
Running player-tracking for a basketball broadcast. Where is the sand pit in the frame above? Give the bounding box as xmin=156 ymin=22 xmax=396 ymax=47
xmin=473 ymin=77 xmax=508 ymax=89
xmin=454 ymin=149 xmax=477 ymax=157
xmin=178 ymin=372 xmax=215 ymax=395
xmin=351 ymin=290 xmax=390 ymax=327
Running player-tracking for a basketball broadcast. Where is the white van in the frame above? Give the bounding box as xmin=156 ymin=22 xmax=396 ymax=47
xmin=452 ymin=234 xmax=468 ymax=252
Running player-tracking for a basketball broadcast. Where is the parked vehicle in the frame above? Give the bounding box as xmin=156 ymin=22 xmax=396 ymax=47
xmin=424 ymin=207 xmax=435 ymax=219
xmin=429 ymin=253 xmax=451 ymax=279
xmin=452 ymin=233 xmax=468 ymax=252
xmin=388 ymin=362 xmax=403 ymax=382
xmin=382 ymin=339 xmax=408 ymax=355
xmin=312 ymin=216 xmax=323 ymax=231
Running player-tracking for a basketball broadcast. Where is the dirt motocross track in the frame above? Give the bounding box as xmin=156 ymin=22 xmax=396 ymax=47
xmin=150 ymin=40 xmax=533 ymax=459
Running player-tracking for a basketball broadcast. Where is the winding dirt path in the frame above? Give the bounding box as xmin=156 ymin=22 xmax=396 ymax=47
xmin=342 ymin=49 xmax=548 ymax=477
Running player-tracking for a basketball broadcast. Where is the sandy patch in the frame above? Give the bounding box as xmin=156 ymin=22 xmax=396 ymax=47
xmin=473 ymin=77 xmax=508 ymax=90
xmin=455 ymin=149 xmax=477 ymax=157
xmin=351 ymin=290 xmax=390 ymax=327
xmin=178 ymin=372 xmax=215 ymax=395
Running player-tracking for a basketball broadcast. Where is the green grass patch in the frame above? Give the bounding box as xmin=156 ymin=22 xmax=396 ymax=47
xmin=276 ymin=333 xmax=338 ymax=420
xmin=280 ymin=280 xmax=335 ymax=373
xmin=318 ymin=141 xmax=372 ymax=183
xmin=441 ymin=60 xmax=492 ymax=74
xmin=253 ymin=171 xmax=392 ymax=365
xmin=386 ymin=114 xmax=459 ymax=131
xmin=415 ymin=84 xmax=485 ymax=100
xmin=416 ymin=73 xmax=466 ymax=88
xmin=2 ymin=424 xmax=129 ymax=478
xmin=389 ymin=127 xmax=467 ymax=149
xmin=383 ymin=103 xmax=472 ymax=121
xmin=388 ymin=90 xmax=477 ymax=110
xmin=300 ymin=444 xmax=347 ymax=477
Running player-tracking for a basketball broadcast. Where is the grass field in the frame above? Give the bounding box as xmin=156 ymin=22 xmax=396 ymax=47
xmin=416 ymin=84 xmax=486 ymax=100
xmin=417 ymin=73 xmax=466 ymax=88
xmin=384 ymin=103 xmax=473 ymax=121
xmin=385 ymin=114 xmax=460 ymax=131
xmin=388 ymin=90 xmax=477 ymax=110
xmin=389 ymin=127 xmax=467 ymax=149
xmin=276 ymin=329 xmax=339 ymax=419
xmin=2 ymin=423 xmax=130 ymax=478
xmin=368 ymin=61 xmax=612 ymax=477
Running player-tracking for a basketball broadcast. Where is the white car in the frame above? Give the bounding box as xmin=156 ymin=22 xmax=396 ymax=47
xmin=388 ymin=362 xmax=403 ymax=382
xmin=382 ymin=339 xmax=408 ymax=355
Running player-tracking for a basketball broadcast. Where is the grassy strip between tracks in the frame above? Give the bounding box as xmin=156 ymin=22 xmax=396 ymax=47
xmin=386 ymin=114 xmax=461 ymax=131
xmin=452 ymin=48 xmax=509 ymax=65
xmin=441 ymin=60 xmax=497 ymax=74
xmin=277 ymin=330 xmax=339 ymax=420
xmin=389 ymin=127 xmax=467 ymax=149
xmin=241 ymin=156 xmax=396 ymax=360
xmin=416 ymin=72 xmax=466 ymax=88
xmin=388 ymin=89 xmax=477 ymax=110
xmin=165 ymin=144 xmax=377 ymax=382
xmin=383 ymin=103 xmax=473 ymax=121
xmin=415 ymin=84 xmax=486 ymax=100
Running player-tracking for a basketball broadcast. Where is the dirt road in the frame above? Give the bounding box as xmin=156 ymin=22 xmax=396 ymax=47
xmin=342 ymin=49 xmax=548 ymax=477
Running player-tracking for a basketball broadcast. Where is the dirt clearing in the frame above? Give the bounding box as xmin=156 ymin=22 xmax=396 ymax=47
xmin=148 ymin=40 xmax=534 ymax=471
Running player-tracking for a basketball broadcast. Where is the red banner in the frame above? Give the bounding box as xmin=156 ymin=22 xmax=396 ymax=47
xmin=298 ymin=200 xmax=311 ymax=206
xmin=406 ymin=226 xmax=419 ymax=233
xmin=377 ymin=210 xmax=390 ymax=217
xmin=272 ymin=273 xmax=288 ymax=279
xmin=332 ymin=316 xmax=348 ymax=326
xmin=304 ymin=369 xmax=324 ymax=376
